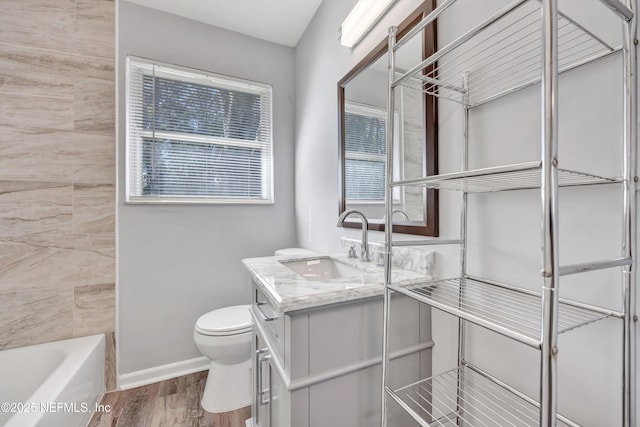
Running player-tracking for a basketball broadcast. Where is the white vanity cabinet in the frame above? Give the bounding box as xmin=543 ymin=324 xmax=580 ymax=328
xmin=250 ymin=283 xmax=433 ymax=427
xmin=253 ymin=327 xmax=290 ymax=427
xmin=253 ymin=330 xmax=269 ymax=427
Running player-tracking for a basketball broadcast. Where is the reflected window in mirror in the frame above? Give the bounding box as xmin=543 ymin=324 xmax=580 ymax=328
xmin=344 ymin=102 xmax=386 ymax=204
xmin=344 ymin=101 xmax=402 ymax=217
xmin=338 ymin=0 xmax=438 ymax=236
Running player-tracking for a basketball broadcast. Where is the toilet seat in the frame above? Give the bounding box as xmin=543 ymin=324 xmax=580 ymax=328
xmin=195 ymin=305 xmax=252 ymax=336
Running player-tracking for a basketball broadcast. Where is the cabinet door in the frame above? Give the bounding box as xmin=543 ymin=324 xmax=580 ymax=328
xmin=254 ymin=332 xmax=271 ymax=427
xmin=253 ymin=327 xmax=292 ymax=427
xmin=268 ymin=356 xmax=290 ymax=427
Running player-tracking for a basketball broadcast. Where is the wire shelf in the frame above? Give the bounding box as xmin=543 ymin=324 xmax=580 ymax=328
xmin=387 ymin=364 xmax=577 ymax=426
xmin=390 ymin=276 xmax=613 ymax=347
xmin=394 ymin=0 xmax=619 ymax=107
xmin=389 ymin=161 xmax=621 ymax=193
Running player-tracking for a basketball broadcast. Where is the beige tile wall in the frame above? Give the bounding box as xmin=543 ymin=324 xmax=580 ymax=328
xmin=0 ymin=0 xmax=116 ymax=389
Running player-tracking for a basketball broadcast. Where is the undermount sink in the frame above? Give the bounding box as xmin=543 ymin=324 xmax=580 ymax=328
xmin=280 ymin=257 xmax=369 ymax=282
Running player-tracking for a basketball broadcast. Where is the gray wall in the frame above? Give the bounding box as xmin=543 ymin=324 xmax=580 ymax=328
xmin=295 ymin=0 xmax=639 ymax=424
xmin=345 ymin=64 xmax=387 ymax=108
xmin=117 ymin=1 xmax=296 ymax=375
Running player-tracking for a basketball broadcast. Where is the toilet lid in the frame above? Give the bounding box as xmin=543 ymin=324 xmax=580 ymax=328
xmin=195 ymin=305 xmax=252 ymax=336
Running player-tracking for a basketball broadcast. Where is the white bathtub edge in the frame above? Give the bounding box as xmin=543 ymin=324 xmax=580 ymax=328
xmin=82 ymin=390 xmax=104 ymax=427
xmin=118 ymin=356 xmax=209 ymax=390
xmin=3 ymin=334 xmax=105 ymax=427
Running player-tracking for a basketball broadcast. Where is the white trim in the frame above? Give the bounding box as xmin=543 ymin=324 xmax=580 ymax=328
xmin=118 ymin=356 xmax=210 ymax=390
xmin=115 ymin=0 xmax=121 ymax=390
xmin=125 ymin=196 xmax=274 ymax=205
xmin=347 ymin=199 xmax=386 ymax=205
xmin=138 ymin=130 xmax=270 ymax=150
xmin=345 ymin=152 xmax=386 ymax=162
xmin=128 ymin=55 xmax=271 ymax=94
xmin=345 ymin=99 xmax=387 ymax=119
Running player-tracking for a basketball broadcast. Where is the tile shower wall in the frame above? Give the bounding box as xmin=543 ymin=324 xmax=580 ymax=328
xmin=0 ymin=0 xmax=116 ymax=388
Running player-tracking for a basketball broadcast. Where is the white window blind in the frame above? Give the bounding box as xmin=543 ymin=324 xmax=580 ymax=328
xmin=344 ymin=102 xmax=387 ymax=201
xmin=126 ymin=57 xmax=273 ymax=203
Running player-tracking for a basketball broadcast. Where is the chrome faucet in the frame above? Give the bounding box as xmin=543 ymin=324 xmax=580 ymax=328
xmin=392 ymin=208 xmax=410 ymax=221
xmin=336 ymin=209 xmax=370 ymax=262
xmin=382 ymin=208 xmax=410 ymax=222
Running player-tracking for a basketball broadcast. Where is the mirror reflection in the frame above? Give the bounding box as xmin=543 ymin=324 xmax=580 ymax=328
xmin=343 ymin=53 xmax=425 ymax=224
xmin=338 ymin=4 xmax=438 ymax=236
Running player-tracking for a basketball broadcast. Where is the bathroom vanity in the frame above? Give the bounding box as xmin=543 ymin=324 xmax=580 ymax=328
xmin=242 ymin=250 xmax=434 ymax=427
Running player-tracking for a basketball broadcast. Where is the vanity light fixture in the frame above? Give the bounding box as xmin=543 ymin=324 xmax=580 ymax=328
xmin=339 ymin=0 xmax=397 ymax=49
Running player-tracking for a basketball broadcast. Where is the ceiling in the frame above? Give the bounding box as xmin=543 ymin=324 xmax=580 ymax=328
xmin=126 ymin=0 xmax=324 ymax=47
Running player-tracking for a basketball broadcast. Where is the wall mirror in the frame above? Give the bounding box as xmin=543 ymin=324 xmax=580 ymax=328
xmin=338 ymin=1 xmax=438 ymax=236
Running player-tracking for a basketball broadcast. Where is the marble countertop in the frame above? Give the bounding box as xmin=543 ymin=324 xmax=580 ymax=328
xmin=242 ymin=254 xmax=430 ymax=313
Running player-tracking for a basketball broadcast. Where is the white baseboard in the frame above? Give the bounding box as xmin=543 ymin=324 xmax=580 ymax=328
xmin=118 ymin=356 xmax=210 ymax=390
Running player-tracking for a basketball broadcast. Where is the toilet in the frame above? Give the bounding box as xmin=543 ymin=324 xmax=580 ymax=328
xmin=194 ymin=248 xmax=315 ymax=413
xmin=194 ymin=305 xmax=253 ymax=413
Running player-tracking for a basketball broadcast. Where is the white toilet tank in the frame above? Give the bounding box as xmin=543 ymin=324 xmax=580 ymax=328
xmin=274 ymin=248 xmax=316 ymax=256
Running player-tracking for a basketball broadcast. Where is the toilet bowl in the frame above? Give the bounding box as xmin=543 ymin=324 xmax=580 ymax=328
xmin=193 ymin=305 xmax=252 ymax=413
xmin=194 ymin=248 xmax=314 ymax=414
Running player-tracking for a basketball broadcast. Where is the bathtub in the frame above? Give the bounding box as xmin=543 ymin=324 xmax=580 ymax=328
xmin=0 ymin=335 xmax=105 ymax=427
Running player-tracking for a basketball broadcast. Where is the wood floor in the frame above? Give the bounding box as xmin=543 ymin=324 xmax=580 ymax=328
xmin=88 ymin=370 xmax=251 ymax=427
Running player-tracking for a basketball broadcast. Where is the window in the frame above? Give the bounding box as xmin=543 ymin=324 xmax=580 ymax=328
xmin=126 ymin=57 xmax=273 ymax=203
xmin=344 ymin=101 xmax=401 ymax=203
xmin=344 ymin=102 xmax=386 ymax=202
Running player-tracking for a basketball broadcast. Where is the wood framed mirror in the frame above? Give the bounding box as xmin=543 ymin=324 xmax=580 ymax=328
xmin=338 ymin=0 xmax=438 ymax=236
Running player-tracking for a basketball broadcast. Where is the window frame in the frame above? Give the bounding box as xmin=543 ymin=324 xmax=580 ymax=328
xmin=125 ymin=56 xmax=274 ymax=205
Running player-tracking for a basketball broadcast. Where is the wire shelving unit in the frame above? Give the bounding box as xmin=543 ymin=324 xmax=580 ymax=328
xmin=379 ymin=0 xmax=637 ymax=426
